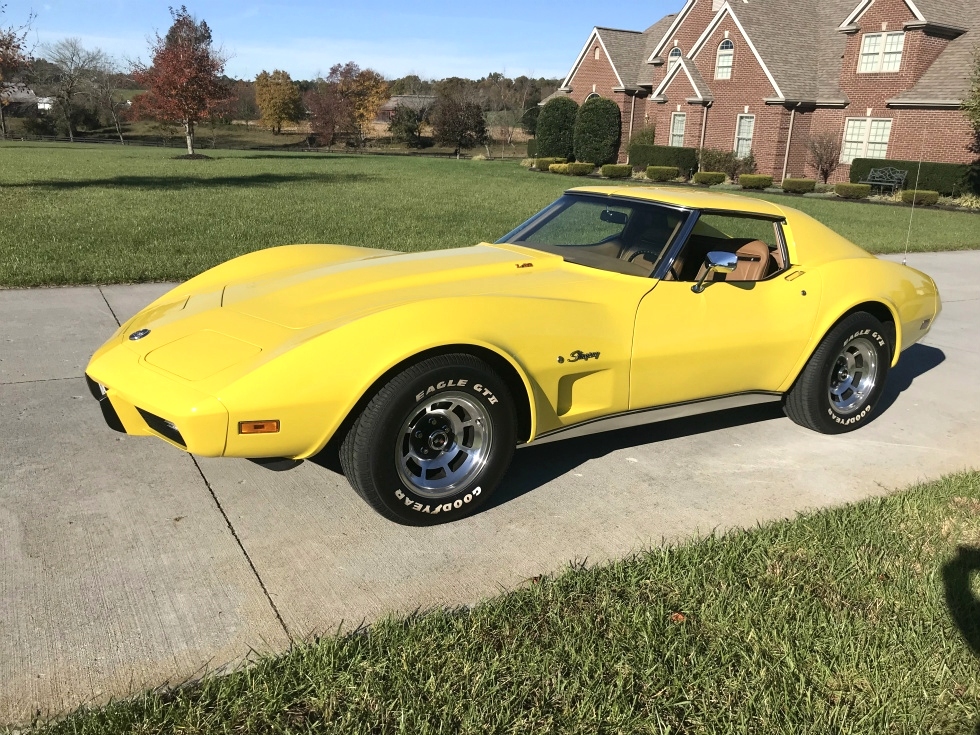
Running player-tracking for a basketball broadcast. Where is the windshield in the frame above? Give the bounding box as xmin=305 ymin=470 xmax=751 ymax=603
xmin=497 ymin=193 xmax=690 ymax=277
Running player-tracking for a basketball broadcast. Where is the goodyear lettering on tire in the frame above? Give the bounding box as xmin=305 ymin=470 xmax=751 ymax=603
xmin=395 ymin=486 xmax=482 ymax=514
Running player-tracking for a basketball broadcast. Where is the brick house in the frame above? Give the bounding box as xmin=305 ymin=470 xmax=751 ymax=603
xmin=549 ymin=0 xmax=977 ymax=181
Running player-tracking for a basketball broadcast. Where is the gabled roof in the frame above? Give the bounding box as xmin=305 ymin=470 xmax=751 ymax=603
xmin=596 ymin=27 xmax=649 ymax=90
xmin=561 ymin=26 xmax=648 ymax=90
xmin=653 ymin=56 xmax=714 ymax=102
xmin=636 ymin=14 xmax=678 ymax=87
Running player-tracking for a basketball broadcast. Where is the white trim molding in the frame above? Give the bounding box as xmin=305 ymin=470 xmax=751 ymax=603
xmin=561 ymin=28 xmax=626 ymax=89
xmin=652 ymin=57 xmax=706 ymax=101
xmin=689 ymin=2 xmax=784 ymax=100
xmin=838 ymin=0 xmax=924 ymax=31
xmin=648 ymin=0 xmax=698 ymax=61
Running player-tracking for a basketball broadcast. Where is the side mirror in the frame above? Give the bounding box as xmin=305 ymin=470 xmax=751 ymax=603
xmin=692 ymin=251 xmax=738 ymax=293
xmin=600 ymin=209 xmax=628 ymax=225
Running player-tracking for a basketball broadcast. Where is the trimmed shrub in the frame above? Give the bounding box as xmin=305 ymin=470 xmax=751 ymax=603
xmin=631 ymin=125 xmax=656 ymax=146
xmin=628 ymin=142 xmax=698 ymax=177
xmin=835 ymin=183 xmax=872 ymax=199
xmin=526 ymin=139 xmax=537 ymax=157
xmin=519 ymin=158 xmax=535 ymax=169
xmin=698 ymin=148 xmax=756 ymax=182
xmin=739 ymin=174 xmax=773 ymax=190
xmin=782 ymin=178 xmax=817 ymax=193
xmin=849 ymin=158 xmax=977 ymax=196
xmin=574 ymin=96 xmax=621 ymax=166
xmin=646 ymin=165 xmax=679 ymax=182
xmin=601 ymin=164 xmax=632 ymax=178
xmin=694 ymin=172 xmax=726 ymax=186
xmin=901 ymin=189 xmax=940 ymax=206
xmin=536 ymin=96 xmax=578 ymax=160
xmin=535 ymin=157 xmax=566 ymax=170
xmin=549 ymin=163 xmax=567 ymax=174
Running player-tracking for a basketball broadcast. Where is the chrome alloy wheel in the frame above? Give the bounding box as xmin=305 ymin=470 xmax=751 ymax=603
xmin=395 ymin=391 xmax=492 ymax=498
xmin=828 ymin=336 xmax=879 ymax=414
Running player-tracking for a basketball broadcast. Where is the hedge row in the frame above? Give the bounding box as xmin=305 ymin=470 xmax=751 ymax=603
xmin=550 ymin=162 xmax=595 ymax=176
xmin=629 ymin=143 xmax=698 ymax=177
xmin=849 ymin=158 xmax=979 ymax=196
xmin=646 ymin=166 xmax=679 ymax=182
xmin=782 ymin=178 xmax=816 ymax=193
xmin=600 ymin=164 xmax=632 ymax=178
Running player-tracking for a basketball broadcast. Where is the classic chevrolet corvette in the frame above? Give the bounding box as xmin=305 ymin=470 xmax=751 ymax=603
xmin=86 ymin=186 xmax=940 ymax=524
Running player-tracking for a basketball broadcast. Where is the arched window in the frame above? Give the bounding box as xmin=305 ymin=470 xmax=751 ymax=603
xmin=594 ymin=46 xmax=601 ymax=61
xmin=585 ymin=92 xmax=601 ymax=102
xmin=668 ymin=47 xmax=682 ymax=72
xmin=715 ymin=39 xmax=734 ymax=80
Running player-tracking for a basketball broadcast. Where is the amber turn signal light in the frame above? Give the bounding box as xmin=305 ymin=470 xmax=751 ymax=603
xmin=239 ymin=420 xmax=280 ymax=435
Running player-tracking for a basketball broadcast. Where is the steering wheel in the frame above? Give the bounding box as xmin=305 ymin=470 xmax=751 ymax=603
xmin=625 ymin=249 xmax=661 ymax=264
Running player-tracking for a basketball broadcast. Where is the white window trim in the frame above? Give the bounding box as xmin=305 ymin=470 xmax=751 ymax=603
xmin=670 ymin=112 xmax=687 ymax=147
xmin=668 ymin=47 xmax=682 ymax=72
xmin=734 ymin=114 xmax=755 ymax=157
xmin=715 ymin=40 xmax=734 ymax=80
xmin=857 ymin=31 xmax=905 ymax=74
xmin=561 ymin=28 xmax=625 ymax=89
xmin=840 ymin=117 xmax=893 ymax=163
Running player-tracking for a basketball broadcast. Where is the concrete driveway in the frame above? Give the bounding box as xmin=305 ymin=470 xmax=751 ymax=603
xmin=1 ymin=251 xmax=977 ymax=724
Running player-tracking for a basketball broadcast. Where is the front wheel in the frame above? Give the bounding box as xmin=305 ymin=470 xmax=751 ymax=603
xmin=339 ymin=354 xmax=516 ymax=525
xmin=784 ymin=312 xmax=891 ymax=434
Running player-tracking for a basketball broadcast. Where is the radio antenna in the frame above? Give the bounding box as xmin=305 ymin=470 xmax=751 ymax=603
xmin=902 ymin=129 xmax=927 ymax=266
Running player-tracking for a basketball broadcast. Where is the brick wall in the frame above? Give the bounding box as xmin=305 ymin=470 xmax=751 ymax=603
xmin=566 ymin=38 xmax=634 ymax=163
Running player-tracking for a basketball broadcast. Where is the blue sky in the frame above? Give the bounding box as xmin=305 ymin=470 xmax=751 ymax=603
xmin=7 ymin=0 xmax=682 ymax=81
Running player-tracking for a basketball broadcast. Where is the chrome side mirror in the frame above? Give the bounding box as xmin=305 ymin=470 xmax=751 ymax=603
xmin=692 ymin=251 xmax=738 ymax=293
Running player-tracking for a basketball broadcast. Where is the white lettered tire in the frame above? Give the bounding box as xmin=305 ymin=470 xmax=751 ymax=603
xmin=340 ymin=354 xmax=516 ymax=525
xmin=784 ymin=311 xmax=891 ymax=434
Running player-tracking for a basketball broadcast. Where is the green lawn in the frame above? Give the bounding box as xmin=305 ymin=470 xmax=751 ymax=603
xmin=16 ymin=472 xmax=980 ymax=734
xmin=0 ymin=143 xmax=977 ymax=287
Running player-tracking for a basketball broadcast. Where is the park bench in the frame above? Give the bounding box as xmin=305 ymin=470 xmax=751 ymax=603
xmin=859 ymin=167 xmax=908 ymax=194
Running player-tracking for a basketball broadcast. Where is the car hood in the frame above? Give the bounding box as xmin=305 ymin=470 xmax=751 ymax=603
xmin=220 ymin=243 xmax=565 ymax=329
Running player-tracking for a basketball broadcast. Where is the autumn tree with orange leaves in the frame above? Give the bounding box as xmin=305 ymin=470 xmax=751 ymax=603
xmin=131 ymin=6 xmax=228 ymax=156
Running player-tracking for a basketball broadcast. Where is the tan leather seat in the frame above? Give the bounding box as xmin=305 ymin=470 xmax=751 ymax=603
xmin=694 ymin=240 xmax=773 ymax=283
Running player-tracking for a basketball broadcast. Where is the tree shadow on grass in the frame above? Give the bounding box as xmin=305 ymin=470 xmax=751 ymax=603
xmin=231 ymin=153 xmax=363 ymax=160
xmin=943 ymin=545 xmax=980 ymax=659
xmin=4 ymin=171 xmax=377 ymax=191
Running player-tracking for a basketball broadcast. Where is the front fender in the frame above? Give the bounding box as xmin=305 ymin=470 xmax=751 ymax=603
xmin=777 ymin=257 xmax=938 ymax=392
xmin=218 ymin=297 xmax=543 ymax=459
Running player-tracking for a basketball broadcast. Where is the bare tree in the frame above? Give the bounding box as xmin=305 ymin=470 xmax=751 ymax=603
xmin=39 ymin=37 xmax=100 ymax=142
xmin=806 ymin=130 xmax=843 ymax=183
xmin=0 ymin=4 xmax=33 ymax=139
xmin=87 ymin=50 xmax=129 ymax=143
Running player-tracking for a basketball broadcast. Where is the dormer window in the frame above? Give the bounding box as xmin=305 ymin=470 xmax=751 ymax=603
xmin=668 ymin=47 xmax=682 ymax=72
xmin=715 ymin=39 xmax=734 ymax=79
xmin=858 ymin=32 xmax=904 ymax=73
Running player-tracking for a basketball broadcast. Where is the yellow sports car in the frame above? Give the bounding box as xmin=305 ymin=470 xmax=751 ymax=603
xmin=86 ymin=186 xmax=940 ymax=525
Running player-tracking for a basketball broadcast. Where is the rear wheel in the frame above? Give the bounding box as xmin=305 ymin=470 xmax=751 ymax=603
xmin=340 ymin=354 xmax=516 ymax=525
xmin=784 ymin=312 xmax=891 ymax=434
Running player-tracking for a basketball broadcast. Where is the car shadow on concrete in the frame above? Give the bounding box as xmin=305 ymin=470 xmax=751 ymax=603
xmin=487 ymin=343 xmax=946 ymax=513
xmin=876 ymin=343 xmax=946 ymax=413
xmin=304 ymin=342 xmax=946 ymax=512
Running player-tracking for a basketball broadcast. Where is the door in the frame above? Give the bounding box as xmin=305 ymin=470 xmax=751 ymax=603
xmin=629 ymin=214 xmax=820 ymax=410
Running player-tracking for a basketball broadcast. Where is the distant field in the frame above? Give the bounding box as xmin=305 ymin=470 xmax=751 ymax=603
xmin=0 ymin=142 xmax=977 ymax=287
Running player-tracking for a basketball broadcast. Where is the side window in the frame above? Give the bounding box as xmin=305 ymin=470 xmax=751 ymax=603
xmin=666 ymin=213 xmax=787 ymax=282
